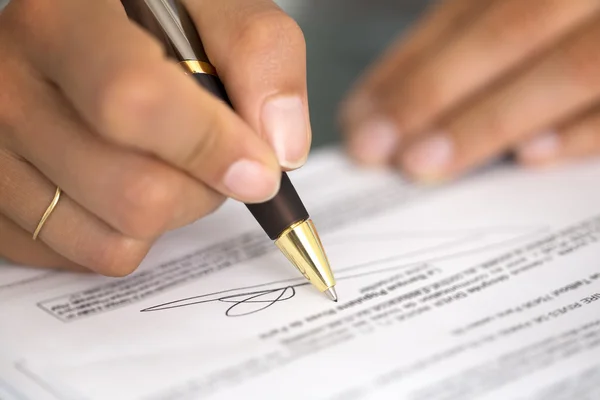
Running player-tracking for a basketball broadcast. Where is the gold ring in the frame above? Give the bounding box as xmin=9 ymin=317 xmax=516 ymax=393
xmin=32 ymin=187 xmax=61 ymax=240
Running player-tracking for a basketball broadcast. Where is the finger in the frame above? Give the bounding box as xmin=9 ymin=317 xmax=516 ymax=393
xmin=0 ymin=149 xmax=152 ymax=276
xmin=0 ymin=213 xmax=88 ymax=272
xmin=341 ymin=0 xmax=492 ymax=164
xmin=8 ymin=67 xmax=224 ymax=240
xmin=399 ymin=16 xmax=600 ymax=181
xmin=346 ymin=0 xmax=600 ymax=165
xmin=340 ymin=0 xmax=487 ymax=126
xmin=516 ymin=106 xmax=600 ymax=165
xmin=13 ymin=0 xmax=281 ymax=203
xmin=185 ymin=0 xmax=311 ymax=169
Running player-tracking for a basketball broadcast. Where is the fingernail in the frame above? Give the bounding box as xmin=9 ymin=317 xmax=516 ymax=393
xmin=403 ymin=133 xmax=453 ymax=178
xmin=223 ymin=159 xmax=280 ymax=201
xmin=517 ymin=131 xmax=560 ymax=162
xmin=348 ymin=118 xmax=399 ymax=164
xmin=262 ymin=96 xmax=310 ymax=169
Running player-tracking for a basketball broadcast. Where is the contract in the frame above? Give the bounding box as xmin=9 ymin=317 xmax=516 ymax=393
xmin=1 ymin=146 xmax=600 ymax=400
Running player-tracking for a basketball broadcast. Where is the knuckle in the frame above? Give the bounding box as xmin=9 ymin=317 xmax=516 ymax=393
xmin=84 ymin=236 xmax=148 ymax=277
xmin=98 ymin=67 xmax=170 ymax=143
xmin=232 ymin=11 xmax=305 ymax=59
xmin=117 ymin=169 xmax=181 ymax=238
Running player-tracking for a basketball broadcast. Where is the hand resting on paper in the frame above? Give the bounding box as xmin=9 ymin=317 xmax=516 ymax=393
xmin=340 ymin=0 xmax=600 ymax=182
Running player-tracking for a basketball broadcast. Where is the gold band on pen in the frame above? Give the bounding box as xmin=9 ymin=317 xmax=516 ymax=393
xmin=33 ymin=187 xmax=61 ymax=240
xmin=275 ymin=219 xmax=336 ymax=292
xmin=179 ymin=60 xmax=217 ymax=76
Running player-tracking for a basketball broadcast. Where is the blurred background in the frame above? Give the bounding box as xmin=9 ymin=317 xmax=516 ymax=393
xmin=274 ymin=0 xmax=433 ymax=148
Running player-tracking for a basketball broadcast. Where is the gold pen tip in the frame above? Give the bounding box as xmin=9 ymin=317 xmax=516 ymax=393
xmin=275 ymin=219 xmax=336 ymax=293
xmin=325 ymin=287 xmax=338 ymax=302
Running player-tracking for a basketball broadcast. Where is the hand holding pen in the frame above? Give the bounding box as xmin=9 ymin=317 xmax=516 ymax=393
xmin=0 ymin=0 xmax=312 ymax=275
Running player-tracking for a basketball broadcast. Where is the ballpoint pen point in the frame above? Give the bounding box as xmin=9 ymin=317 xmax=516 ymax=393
xmin=325 ymin=287 xmax=338 ymax=302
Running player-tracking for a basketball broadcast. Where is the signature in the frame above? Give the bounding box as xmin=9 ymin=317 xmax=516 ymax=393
xmin=142 ymin=285 xmax=302 ymax=317
xmin=140 ymin=228 xmax=544 ymax=317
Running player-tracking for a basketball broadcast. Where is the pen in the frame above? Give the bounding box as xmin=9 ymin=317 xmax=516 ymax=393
xmin=121 ymin=0 xmax=338 ymax=302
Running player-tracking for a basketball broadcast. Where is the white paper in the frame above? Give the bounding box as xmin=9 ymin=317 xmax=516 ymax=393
xmin=2 ymin=146 xmax=600 ymax=400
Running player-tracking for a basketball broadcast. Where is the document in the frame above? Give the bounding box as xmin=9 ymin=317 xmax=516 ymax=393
xmin=1 ymin=146 xmax=600 ymax=400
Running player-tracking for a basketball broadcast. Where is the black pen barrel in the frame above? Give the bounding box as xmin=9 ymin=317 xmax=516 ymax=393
xmin=191 ymin=73 xmax=309 ymax=240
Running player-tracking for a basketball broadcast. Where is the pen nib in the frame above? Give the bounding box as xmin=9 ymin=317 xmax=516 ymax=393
xmin=275 ymin=219 xmax=337 ymax=297
xmin=325 ymin=287 xmax=338 ymax=302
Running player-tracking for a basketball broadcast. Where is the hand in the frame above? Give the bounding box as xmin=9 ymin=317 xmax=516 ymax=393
xmin=339 ymin=0 xmax=600 ymax=181
xmin=0 ymin=0 xmax=310 ymax=274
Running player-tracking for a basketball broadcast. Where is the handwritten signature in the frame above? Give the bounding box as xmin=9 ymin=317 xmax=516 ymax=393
xmin=142 ymin=285 xmax=302 ymax=317
xmin=140 ymin=228 xmax=544 ymax=317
